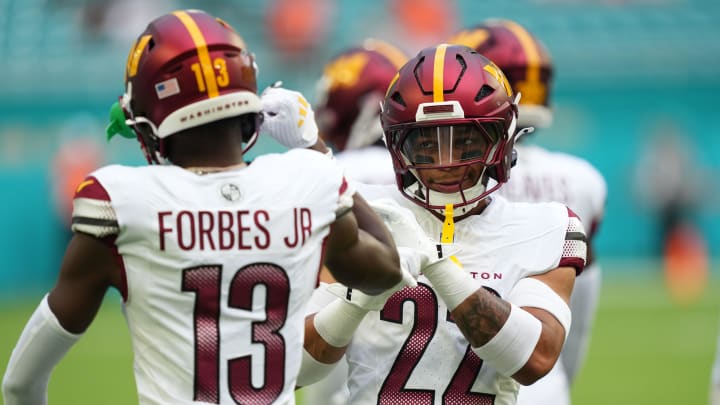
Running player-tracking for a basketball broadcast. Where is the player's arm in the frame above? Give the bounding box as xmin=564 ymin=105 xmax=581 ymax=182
xmin=261 ymin=85 xmax=406 ymax=292
xmin=299 ymin=240 xmax=425 ymax=388
xmin=299 ymin=200 xmax=434 ymax=387
xmin=298 ymin=194 xmax=409 ymax=386
xmin=298 ymin=258 xmax=398 ymax=389
xmin=2 ymin=232 xmax=121 ymax=404
xmin=2 ymin=175 xmax=123 ymax=404
xmin=422 ymin=209 xmax=586 ymax=385
xmin=450 ymin=266 xmax=575 ymax=385
xmin=297 ymin=301 xmax=360 ymax=388
xmin=48 ymin=233 xmax=122 ymax=332
xmin=424 ymin=261 xmax=577 ymax=385
xmin=324 ymin=192 xmax=402 ymax=295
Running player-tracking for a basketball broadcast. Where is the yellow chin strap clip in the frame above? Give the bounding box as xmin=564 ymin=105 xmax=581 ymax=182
xmin=441 ymin=204 xmax=462 ymax=268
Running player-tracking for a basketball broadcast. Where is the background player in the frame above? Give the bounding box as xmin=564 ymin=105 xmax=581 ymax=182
xmin=313 ymin=38 xmax=407 ymax=185
xmin=1 ymin=10 xmax=409 ymax=405
xmin=448 ymin=19 xmax=608 ymax=404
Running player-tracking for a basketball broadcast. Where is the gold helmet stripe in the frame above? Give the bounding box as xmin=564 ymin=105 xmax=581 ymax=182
xmin=433 ymin=44 xmax=449 ymax=102
xmin=125 ymin=35 xmax=152 ymax=80
xmin=173 ymin=11 xmax=219 ymax=98
xmin=363 ymin=39 xmax=407 ymax=70
xmin=446 ymin=28 xmax=490 ymax=50
xmin=502 ymin=20 xmax=541 ymax=87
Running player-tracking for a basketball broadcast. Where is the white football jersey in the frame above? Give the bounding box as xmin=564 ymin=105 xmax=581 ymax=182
xmin=308 ymin=185 xmax=586 ymax=405
xmin=335 ymin=146 xmax=395 ymax=185
xmin=498 ymin=144 xmax=606 ymax=246
xmin=71 ymin=149 xmax=353 ymax=405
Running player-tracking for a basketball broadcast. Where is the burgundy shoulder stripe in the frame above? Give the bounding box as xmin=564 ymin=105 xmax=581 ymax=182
xmin=74 ymin=176 xmax=111 ymax=201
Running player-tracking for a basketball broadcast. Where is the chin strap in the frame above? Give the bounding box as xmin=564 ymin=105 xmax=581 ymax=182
xmin=441 ymin=204 xmax=454 ymax=244
xmin=440 ymin=204 xmax=464 ymax=268
xmin=404 ymin=176 xmax=488 ymax=219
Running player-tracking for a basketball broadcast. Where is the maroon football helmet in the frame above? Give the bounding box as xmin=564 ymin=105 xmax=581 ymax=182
xmin=382 ymin=44 xmax=519 ymax=215
xmin=314 ymin=39 xmax=407 ymax=152
xmin=118 ymin=10 xmax=262 ymax=163
xmin=448 ymin=19 xmax=554 ymax=129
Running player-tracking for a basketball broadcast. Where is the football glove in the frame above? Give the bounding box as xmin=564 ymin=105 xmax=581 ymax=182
xmin=260 ymin=84 xmax=319 ymax=149
xmin=369 ymin=198 xmax=459 ymax=264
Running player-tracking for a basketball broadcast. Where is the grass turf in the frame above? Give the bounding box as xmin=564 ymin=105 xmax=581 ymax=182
xmin=1 ymin=266 xmax=718 ymax=404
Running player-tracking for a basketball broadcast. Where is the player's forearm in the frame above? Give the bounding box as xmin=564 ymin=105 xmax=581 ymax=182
xmin=450 ymin=273 xmax=572 ymax=385
xmin=452 ymin=292 xmax=555 ymax=385
xmin=451 ymin=288 xmax=511 ymax=347
xmin=298 ymin=304 xmax=368 ymax=386
xmin=351 ymin=193 xmax=395 ymax=249
xmin=303 ymin=314 xmax=349 ymax=363
xmin=422 ymin=260 xmax=555 ymax=384
xmin=510 ymin=307 xmax=566 ymax=385
xmin=2 ymin=295 xmax=82 ymax=405
xmin=325 ymin=230 xmax=401 ymax=295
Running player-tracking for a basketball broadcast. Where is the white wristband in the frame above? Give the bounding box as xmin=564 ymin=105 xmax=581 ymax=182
xmin=507 ymin=277 xmax=572 ymax=339
xmin=422 ymin=259 xmax=481 ymax=311
xmin=296 ymin=349 xmax=340 ymax=387
xmin=313 ymin=298 xmax=369 ymax=347
xmin=2 ymin=295 xmax=82 ymax=405
xmin=471 ymin=303 xmax=542 ymax=377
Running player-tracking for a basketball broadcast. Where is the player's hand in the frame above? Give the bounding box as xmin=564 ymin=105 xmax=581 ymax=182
xmin=260 ymin=83 xmax=319 ymax=149
xmin=369 ymin=198 xmax=460 ymax=267
xmin=326 ymin=257 xmax=418 ymax=311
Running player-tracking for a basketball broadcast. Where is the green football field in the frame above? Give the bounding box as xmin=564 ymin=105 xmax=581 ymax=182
xmin=1 ymin=261 xmax=718 ymax=405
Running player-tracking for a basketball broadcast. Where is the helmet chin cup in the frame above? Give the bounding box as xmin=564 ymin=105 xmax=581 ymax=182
xmin=403 ymin=169 xmax=495 ymax=218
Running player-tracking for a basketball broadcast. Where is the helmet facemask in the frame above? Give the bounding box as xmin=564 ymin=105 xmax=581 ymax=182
xmin=381 ymin=44 xmax=521 ymax=217
xmin=388 ymin=115 xmax=517 ymax=217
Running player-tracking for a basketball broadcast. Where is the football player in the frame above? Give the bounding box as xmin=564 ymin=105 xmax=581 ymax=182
xmin=1 ymin=10 xmax=413 ymax=405
xmin=448 ymin=19 xmax=608 ymax=404
xmin=264 ymin=44 xmax=587 ymax=404
xmin=314 ymin=38 xmax=407 ymax=185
